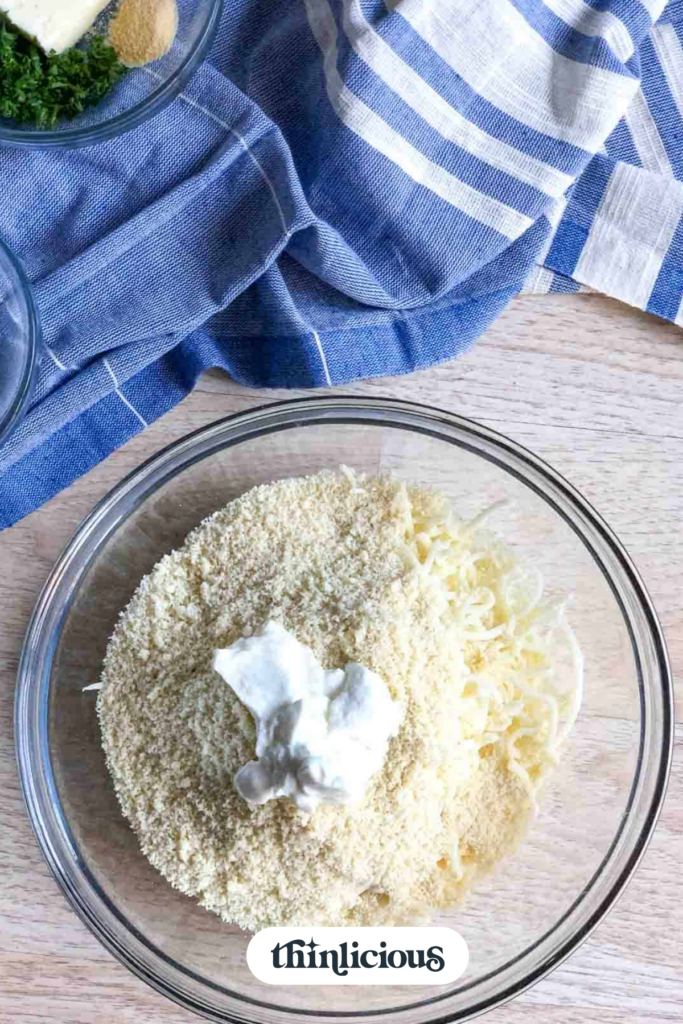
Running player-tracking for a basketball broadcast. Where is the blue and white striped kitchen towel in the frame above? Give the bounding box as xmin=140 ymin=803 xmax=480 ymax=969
xmin=1 ymin=0 xmax=682 ymax=527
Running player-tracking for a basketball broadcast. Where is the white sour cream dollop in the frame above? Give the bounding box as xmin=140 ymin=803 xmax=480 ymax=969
xmin=212 ymin=621 xmax=402 ymax=813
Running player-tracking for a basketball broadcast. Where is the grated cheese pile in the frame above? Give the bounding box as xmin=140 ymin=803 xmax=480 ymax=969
xmin=97 ymin=469 xmax=582 ymax=931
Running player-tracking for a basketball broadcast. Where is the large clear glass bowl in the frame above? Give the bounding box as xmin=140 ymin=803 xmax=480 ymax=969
xmin=15 ymin=397 xmax=673 ymax=1022
xmin=0 ymin=0 xmax=223 ymax=147
xmin=0 ymin=236 xmax=39 ymax=447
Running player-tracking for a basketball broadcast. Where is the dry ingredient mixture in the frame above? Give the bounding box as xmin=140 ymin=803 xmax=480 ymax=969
xmin=108 ymin=0 xmax=178 ymax=68
xmin=97 ymin=469 xmax=582 ymax=932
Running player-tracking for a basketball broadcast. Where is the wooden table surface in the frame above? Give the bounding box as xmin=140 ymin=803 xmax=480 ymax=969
xmin=0 ymin=293 xmax=680 ymax=1024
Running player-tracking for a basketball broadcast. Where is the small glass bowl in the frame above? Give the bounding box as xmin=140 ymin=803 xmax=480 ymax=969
xmin=16 ymin=398 xmax=673 ymax=1022
xmin=0 ymin=0 xmax=223 ymax=147
xmin=0 ymin=236 xmax=39 ymax=448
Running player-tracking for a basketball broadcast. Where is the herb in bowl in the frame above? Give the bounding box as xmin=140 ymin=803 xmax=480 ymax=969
xmin=0 ymin=15 xmax=127 ymax=129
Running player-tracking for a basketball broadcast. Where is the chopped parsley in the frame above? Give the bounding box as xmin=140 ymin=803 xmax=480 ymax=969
xmin=0 ymin=14 xmax=127 ymax=129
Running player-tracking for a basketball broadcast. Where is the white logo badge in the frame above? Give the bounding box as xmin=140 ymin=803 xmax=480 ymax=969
xmin=247 ymin=927 xmax=468 ymax=985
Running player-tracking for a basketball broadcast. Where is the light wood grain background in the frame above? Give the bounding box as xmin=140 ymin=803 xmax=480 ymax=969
xmin=0 ymin=293 xmax=680 ymax=1023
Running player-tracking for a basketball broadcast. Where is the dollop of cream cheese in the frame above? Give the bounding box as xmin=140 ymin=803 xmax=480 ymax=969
xmin=212 ymin=621 xmax=402 ymax=813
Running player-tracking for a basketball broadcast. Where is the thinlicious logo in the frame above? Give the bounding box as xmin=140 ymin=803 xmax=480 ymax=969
xmin=272 ymin=937 xmax=446 ymax=975
xmin=247 ymin=927 xmax=468 ymax=985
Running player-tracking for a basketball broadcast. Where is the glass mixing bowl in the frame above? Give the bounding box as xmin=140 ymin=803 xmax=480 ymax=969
xmin=15 ymin=397 xmax=673 ymax=1022
xmin=0 ymin=236 xmax=39 ymax=448
xmin=0 ymin=0 xmax=223 ymax=147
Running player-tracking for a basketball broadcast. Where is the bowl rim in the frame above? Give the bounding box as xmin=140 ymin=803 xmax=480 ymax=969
xmin=0 ymin=0 xmax=224 ymax=149
xmin=0 ymin=235 xmax=40 ymax=447
xmin=15 ymin=396 xmax=674 ymax=1023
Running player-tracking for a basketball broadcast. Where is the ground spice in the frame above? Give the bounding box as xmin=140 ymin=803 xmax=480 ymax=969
xmin=109 ymin=0 xmax=178 ymax=68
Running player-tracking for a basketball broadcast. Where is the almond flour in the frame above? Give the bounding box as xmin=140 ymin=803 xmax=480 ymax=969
xmin=97 ymin=470 xmax=575 ymax=931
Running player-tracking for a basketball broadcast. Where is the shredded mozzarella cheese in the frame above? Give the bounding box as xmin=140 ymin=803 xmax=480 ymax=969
xmin=399 ymin=491 xmax=583 ymax=807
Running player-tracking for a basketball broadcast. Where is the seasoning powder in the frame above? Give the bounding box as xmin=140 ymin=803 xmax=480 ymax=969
xmin=98 ymin=471 xmax=544 ymax=932
xmin=109 ymin=0 xmax=178 ymax=68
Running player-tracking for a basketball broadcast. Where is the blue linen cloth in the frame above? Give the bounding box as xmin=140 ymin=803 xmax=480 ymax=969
xmin=2 ymin=0 xmax=683 ymax=528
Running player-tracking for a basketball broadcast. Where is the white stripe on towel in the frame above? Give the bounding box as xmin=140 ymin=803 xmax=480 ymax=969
xmin=650 ymin=23 xmax=683 ymax=127
xmin=388 ymin=0 xmax=639 ymax=150
xmin=304 ymin=0 xmax=534 ymax=238
xmin=624 ymin=87 xmax=673 ymax=176
xmin=573 ymin=162 xmax=683 ymax=309
xmin=343 ymin=0 xmax=573 ymax=198
xmin=542 ymin=0 xmax=634 ymax=62
xmin=312 ymin=331 xmax=333 ymax=385
xmin=103 ymin=358 xmax=149 ymax=428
